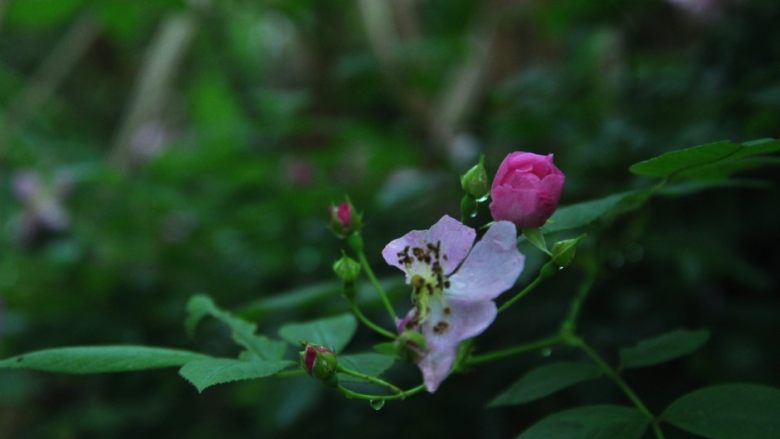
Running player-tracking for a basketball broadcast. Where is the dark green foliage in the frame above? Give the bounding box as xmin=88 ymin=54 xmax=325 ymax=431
xmin=489 ymin=362 xmax=601 ymax=407
xmin=662 ymin=384 xmax=780 ymax=438
xmin=619 ymin=329 xmax=710 ymax=369
xmin=517 ymin=405 xmax=648 ymax=439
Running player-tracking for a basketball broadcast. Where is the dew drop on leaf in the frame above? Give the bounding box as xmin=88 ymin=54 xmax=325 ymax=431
xmin=540 ymin=348 xmax=552 ymax=357
xmin=370 ymin=399 xmax=385 ymax=411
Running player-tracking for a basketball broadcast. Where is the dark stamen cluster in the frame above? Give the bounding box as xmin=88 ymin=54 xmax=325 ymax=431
xmin=395 ymin=240 xmax=450 ymax=291
xmin=432 ymin=321 xmax=449 ymax=334
xmin=404 ymin=309 xmax=421 ymax=329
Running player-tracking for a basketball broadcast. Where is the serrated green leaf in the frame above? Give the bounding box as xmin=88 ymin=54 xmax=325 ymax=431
xmin=338 ymin=353 xmax=395 ymax=383
xmin=0 ymin=346 xmax=209 ymax=374
xmin=629 ymin=138 xmax=780 ymax=179
xmin=517 ymin=405 xmax=648 ymax=439
xmin=539 ymin=190 xmax=647 ymax=235
xmin=185 ymin=294 xmax=287 ymax=360
xmin=178 ymin=358 xmax=292 ymax=393
xmin=489 ymin=362 xmax=601 ymax=408
xmin=662 ymin=383 xmax=780 ymax=439
xmin=278 ymin=313 xmax=357 ymax=353
xmin=619 ymin=329 xmax=709 ymax=369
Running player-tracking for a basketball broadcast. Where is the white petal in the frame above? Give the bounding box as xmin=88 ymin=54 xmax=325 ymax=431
xmin=418 ymin=299 xmax=497 ymax=392
xmin=381 ymin=215 xmax=476 ymax=276
xmin=446 ymin=221 xmax=525 ymax=301
xmin=427 ymin=215 xmax=476 ymax=274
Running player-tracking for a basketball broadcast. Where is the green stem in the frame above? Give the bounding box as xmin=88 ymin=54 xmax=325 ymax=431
xmin=560 ymin=260 xmax=598 ymax=334
xmin=497 ymin=261 xmax=555 ymax=314
xmin=357 ymin=251 xmax=398 ymax=321
xmin=338 ymin=383 xmax=426 ymax=401
xmin=573 ymin=338 xmax=665 ymax=439
xmin=337 ymin=365 xmax=402 ymax=394
xmin=465 ymin=335 xmax=563 ymax=366
xmin=349 ymin=301 xmax=397 ymax=340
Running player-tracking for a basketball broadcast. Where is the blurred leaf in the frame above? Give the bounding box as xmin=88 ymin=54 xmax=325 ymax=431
xmin=662 ymin=383 xmax=780 ymax=439
xmin=178 ymin=358 xmax=292 ymax=393
xmin=186 ymin=294 xmax=287 ymax=360
xmin=238 ymin=280 xmax=342 ymax=319
xmin=0 ymin=346 xmax=209 ymax=373
xmin=517 ymin=405 xmax=648 ymax=439
xmin=338 ymin=353 xmax=395 ymax=383
xmin=373 ymin=342 xmax=398 ymax=357
xmin=5 ymin=0 xmax=84 ymax=30
xmin=278 ymin=313 xmax=357 ymax=353
xmin=238 ymin=278 xmax=405 ymax=320
xmin=629 ymin=139 xmax=780 ymax=179
xmin=682 ymin=157 xmax=780 ymax=181
xmin=540 ymin=190 xmax=645 ymax=235
xmin=658 ymin=179 xmax=774 ymax=197
xmin=489 ymin=362 xmax=601 ymax=408
xmin=189 ymin=71 xmax=246 ymax=140
xmin=619 ymin=329 xmax=709 ymax=369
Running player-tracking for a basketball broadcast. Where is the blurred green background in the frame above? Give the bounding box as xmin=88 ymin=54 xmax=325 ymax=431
xmin=1 ymin=0 xmax=778 ymax=437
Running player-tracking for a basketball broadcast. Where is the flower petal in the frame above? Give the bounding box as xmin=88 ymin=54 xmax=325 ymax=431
xmin=428 ymin=215 xmax=476 ymax=274
xmin=446 ymin=221 xmax=525 ymax=301
xmin=418 ymin=299 xmax=497 ymax=392
xmin=381 ymin=215 xmax=475 ymax=276
xmin=382 ymin=229 xmax=428 ymax=276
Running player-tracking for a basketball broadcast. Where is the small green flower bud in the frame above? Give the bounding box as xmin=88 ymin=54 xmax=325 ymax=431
xmin=300 ymin=343 xmax=338 ymax=386
xmin=551 ymin=235 xmax=585 ymax=268
xmin=333 ymin=253 xmax=361 ymax=284
xmin=460 ymin=155 xmax=489 ymax=198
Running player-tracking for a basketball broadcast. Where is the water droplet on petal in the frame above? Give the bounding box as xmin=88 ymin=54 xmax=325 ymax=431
xmin=541 ymin=348 xmax=552 ymax=357
xmin=370 ymin=399 xmax=385 ymax=410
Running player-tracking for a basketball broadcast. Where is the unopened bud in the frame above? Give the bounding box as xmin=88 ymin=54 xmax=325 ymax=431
xmin=300 ymin=344 xmax=338 ymax=386
xmin=551 ymin=235 xmax=585 ymax=268
xmin=333 ymin=253 xmax=361 ymax=284
xmin=460 ymin=155 xmax=489 ymax=198
xmin=328 ymin=199 xmax=362 ymax=239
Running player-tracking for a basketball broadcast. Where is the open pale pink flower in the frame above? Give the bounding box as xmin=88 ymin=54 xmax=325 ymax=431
xmin=382 ymin=215 xmax=525 ymax=392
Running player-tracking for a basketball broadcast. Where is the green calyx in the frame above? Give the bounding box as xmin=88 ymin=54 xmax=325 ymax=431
xmin=551 ymin=234 xmax=586 ymax=268
xmin=460 ymin=155 xmax=489 ymax=198
xmin=333 ymin=253 xmax=361 ymax=284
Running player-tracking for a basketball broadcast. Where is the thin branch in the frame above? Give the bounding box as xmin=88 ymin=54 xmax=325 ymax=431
xmin=110 ymin=12 xmax=198 ymax=170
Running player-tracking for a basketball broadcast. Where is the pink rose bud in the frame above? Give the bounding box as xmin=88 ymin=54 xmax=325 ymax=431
xmin=336 ymin=202 xmax=351 ymax=226
xmin=489 ymin=152 xmax=565 ymax=229
xmin=328 ymin=199 xmax=362 ymax=239
xmin=300 ymin=344 xmax=338 ymax=386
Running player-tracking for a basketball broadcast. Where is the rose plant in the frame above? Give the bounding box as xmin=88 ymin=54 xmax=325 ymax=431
xmin=2 ymin=140 xmax=780 ymax=439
